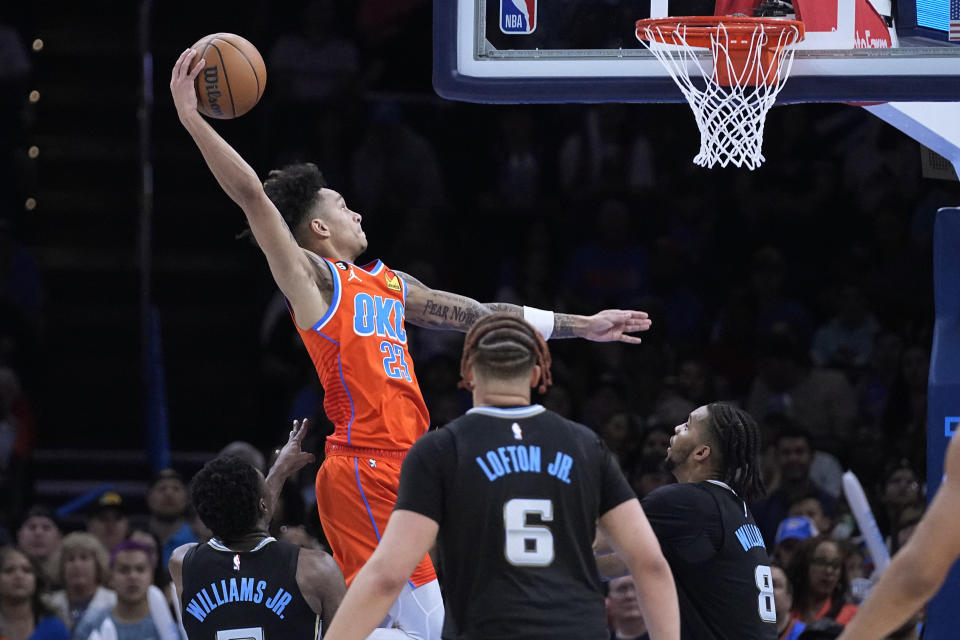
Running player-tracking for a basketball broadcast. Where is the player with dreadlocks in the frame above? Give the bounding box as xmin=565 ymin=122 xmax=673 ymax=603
xmin=597 ymin=403 xmax=776 ymax=640
xmin=324 ymin=314 xmax=680 ymax=640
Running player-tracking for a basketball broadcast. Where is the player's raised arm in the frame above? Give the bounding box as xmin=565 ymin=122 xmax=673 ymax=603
xmin=598 ymin=499 xmax=680 ymax=640
xmin=837 ymin=434 xmax=960 ymax=640
xmin=263 ymin=419 xmax=316 ymax=520
xmin=169 ymin=49 xmax=323 ymax=321
xmin=396 ymin=270 xmax=652 ymax=341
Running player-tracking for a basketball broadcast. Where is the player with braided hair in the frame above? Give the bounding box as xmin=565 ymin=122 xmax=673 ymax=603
xmin=597 ymin=403 xmax=776 ymax=640
xmin=324 ymin=314 xmax=680 ymax=640
xmin=458 ymin=313 xmax=553 ymax=393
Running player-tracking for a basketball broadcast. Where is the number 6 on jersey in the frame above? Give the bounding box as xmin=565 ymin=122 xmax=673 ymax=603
xmin=504 ymin=498 xmax=554 ymax=567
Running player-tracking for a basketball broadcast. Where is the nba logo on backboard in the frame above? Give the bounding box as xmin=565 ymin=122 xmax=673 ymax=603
xmin=947 ymin=417 xmax=960 ymax=437
xmin=500 ymin=0 xmax=536 ymax=34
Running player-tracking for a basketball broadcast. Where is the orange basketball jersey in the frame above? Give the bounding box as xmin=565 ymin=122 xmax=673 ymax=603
xmin=293 ymin=259 xmax=430 ymax=450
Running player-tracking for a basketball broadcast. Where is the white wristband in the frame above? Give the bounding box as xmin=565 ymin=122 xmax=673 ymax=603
xmin=523 ymin=306 xmax=555 ymax=340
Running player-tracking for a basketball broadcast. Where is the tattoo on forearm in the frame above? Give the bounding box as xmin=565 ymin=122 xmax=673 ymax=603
xmin=551 ymin=313 xmax=579 ymax=339
xmin=485 ymin=303 xmax=522 ymax=315
xmin=420 ymin=296 xmax=484 ymax=329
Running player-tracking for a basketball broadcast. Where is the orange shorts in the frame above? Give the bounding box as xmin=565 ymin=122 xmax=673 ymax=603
xmin=315 ymin=446 xmax=436 ymax=587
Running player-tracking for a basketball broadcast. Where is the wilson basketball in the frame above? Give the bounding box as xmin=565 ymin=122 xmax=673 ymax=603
xmin=189 ymin=33 xmax=266 ymax=119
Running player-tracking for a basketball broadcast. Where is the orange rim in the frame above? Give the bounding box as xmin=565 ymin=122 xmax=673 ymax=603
xmin=636 ymin=16 xmax=805 ymax=49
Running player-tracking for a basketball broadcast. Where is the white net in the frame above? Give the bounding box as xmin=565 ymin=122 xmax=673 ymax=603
xmin=637 ymin=21 xmax=803 ymax=170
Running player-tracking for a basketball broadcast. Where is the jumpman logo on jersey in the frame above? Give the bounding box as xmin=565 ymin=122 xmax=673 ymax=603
xmin=347 ymin=268 xmax=363 ymax=283
xmin=512 ymin=423 xmax=523 ymax=440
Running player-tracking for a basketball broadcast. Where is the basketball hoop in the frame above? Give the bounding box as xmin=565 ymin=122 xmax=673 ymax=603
xmin=636 ymin=16 xmax=805 ymax=170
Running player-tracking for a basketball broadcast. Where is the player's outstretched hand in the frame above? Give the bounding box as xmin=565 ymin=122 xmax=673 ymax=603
xmin=169 ymin=48 xmax=204 ymax=121
xmin=271 ymin=419 xmax=317 ymax=480
xmin=581 ymin=309 xmax=652 ymax=344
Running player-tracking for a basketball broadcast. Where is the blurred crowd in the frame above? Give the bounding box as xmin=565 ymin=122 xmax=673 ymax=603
xmin=1 ymin=0 xmax=958 ymax=638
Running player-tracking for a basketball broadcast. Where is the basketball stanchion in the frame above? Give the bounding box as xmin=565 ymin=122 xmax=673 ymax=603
xmin=635 ymin=16 xmax=805 ymax=170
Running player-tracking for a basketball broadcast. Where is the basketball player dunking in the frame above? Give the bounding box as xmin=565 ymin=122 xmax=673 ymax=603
xmin=170 ymin=50 xmax=652 ymax=639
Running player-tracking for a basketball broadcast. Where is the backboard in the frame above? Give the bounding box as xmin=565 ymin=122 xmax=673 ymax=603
xmin=434 ymin=0 xmax=960 ymax=104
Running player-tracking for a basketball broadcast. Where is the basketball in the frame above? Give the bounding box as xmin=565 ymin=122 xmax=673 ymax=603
xmin=189 ymin=33 xmax=266 ymax=119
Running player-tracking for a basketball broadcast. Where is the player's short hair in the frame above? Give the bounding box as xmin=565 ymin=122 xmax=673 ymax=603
xmin=190 ymin=456 xmax=263 ymax=542
xmin=705 ymin=403 xmax=766 ymax=501
xmin=460 ymin=313 xmax=552 ymax=393
xmin=262 ymin=163 xmax=329 ymax=243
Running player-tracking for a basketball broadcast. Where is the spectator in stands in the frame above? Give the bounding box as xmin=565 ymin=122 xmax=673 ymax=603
xmin=772 ymin=563 xmax=806 ymax=640
xmin=889 ymin=502 xmax=925 ymax=556
xmin=267 ymin=0 xmax=361 ymax=106
xmin=127 ymin=528 xmax=179 ymax=617
xmin=787 ymin=493 xmax=833 ymax=537
xmin=0 ymin=546 xmax=69 ymax=640
xmin=146 ymin=470 xmax=196 ymax=570
xmin=350 ymin=101 xmax=446 ymax=216
xmin=86 ymin=492 xmax=129 ymax=557
xmin=748 ymin=247 xmax=812 ymax=338
xmin=882 ymin=345 xmax=929 ymax=469
xmin=773 ymin=516 xmax=818 ymax=570
xmin=810 ymin=284 xmax=880 ymax=370
xmin=857 ymin=331 xmax=903 ymax=429
xmin=217 ymin=441 xmax=265 ymax=473
xmin=47 ymin=533 xmax=112 ymax=633
xmin=875 ymin=459 xmax=921 ymax=540
xmin=14 ymin=508 xmax=60 ymax=588
xmin=605 ymin=575 xmax=649 ymax=640
xmin=747 ymin=328 xmax=857 ymax=456
xmin=557 ymin=104 xmax=655 ymax=196
xmin=639 ymin=422 xmax=673 ymax=463
xmin=598 ymin=412 xmax=645 ymax=466
xmin=73 ymin=541 xmax=179 ymax=640
xmin=563 ymin=198 xmax=649 ymax=312
xmin=627 ymin=456 xmax=673 ymax=500
xmin=789 ymin=536 xmax=858 ymax=627
xmin=752 ymin=426 xmax=837 ymax=546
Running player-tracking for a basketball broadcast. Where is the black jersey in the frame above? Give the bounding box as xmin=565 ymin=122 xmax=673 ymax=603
xmin=180 ymin=537 xmax=318 ymax=640
xmin=642 ymin=481 xmax=777 ymax=640
xmin=395 ymin=404 xmax=635 ymax=640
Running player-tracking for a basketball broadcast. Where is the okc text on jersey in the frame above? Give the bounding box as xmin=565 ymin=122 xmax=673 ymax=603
xmin=500 ymin=0 xmax=536 ymax=34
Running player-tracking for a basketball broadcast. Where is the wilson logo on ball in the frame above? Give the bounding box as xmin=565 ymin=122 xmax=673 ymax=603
xmin=189 ymin=33 xmax=267 ymax=119
xmin=202 ymin=66 xmax=224 ymax=118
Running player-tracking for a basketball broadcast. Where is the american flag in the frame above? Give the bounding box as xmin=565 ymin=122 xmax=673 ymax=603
xmin=952 ymin=0 xmax=960 ymax=41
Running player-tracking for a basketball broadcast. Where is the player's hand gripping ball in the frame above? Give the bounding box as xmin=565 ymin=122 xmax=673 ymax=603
xmin=189 ymin=33 xmax=266 ymax=119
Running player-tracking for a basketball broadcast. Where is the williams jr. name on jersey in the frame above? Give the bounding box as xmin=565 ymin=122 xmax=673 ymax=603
xmin=183 ymin=577 xmax=295 ymax=623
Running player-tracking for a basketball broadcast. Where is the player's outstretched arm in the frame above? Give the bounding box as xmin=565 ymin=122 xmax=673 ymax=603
xmin=169 ymin=49 xmax=324 ymax=322
xmin=396 ymin=270 xmax=651 ymax=341
xmin=838 ymin=435 xmax=960 ymax=640
xmin=598 ymin=499 xmax=680 ymax=640
xmin=263 ymin=419 xmax=316 ymax=520
xmin=323 ymin=510 xmax=438 ymax=640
